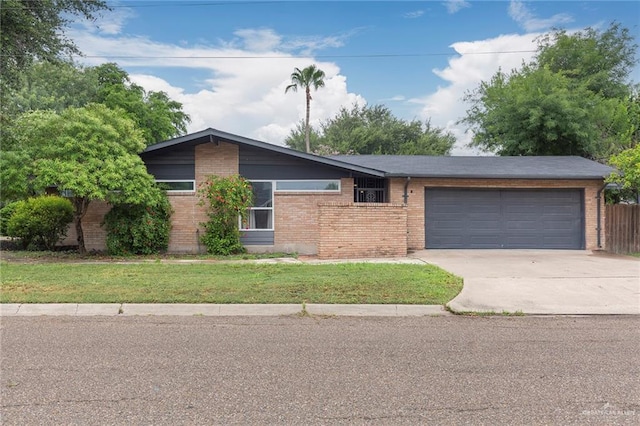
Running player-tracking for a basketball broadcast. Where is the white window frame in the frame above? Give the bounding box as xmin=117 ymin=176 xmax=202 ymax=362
xmin=240 ymin=180 xmax=274 ymax=232
xmin=275 ymin=179 xmax=341 ymax=193
xmin=156 ymin=179 xmax=196 ymax=193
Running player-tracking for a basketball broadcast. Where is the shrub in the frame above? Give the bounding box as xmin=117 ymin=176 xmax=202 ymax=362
xmin=0 ymin=201 xmax=20 ymax=236
xmin=103 ymin=188 xmax=173 ymax=256
xmin=198 ymin=175 xmax=254 ymax=255
xmin=6 ymin=196 xmax=74 ymax=250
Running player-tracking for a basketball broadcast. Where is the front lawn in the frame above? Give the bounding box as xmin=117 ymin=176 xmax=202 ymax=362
xmin=0 ymin=262 xmax=462 ymax=304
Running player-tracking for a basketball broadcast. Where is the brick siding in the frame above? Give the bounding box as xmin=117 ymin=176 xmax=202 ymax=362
xmin=61 ymin=201 xmax=111 ymax=250
xmin=388 ymin=178 xmax=604 ymax=250
xmin=273 ymin=177 xmax=353 ymax=254
xmin=317 ymin=202 xmax=407 ymax=259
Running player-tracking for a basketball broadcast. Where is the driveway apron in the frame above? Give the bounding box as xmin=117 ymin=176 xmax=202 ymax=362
xmin=412 ymin=250 xmax=640 ymax=315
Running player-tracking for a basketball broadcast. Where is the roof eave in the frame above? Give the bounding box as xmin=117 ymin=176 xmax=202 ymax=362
xmin=384 ymin=173 xmax=610 ymax=180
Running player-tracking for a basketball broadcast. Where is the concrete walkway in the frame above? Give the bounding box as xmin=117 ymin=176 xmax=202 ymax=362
xmin=0 ymin=303 xmax=450 ymax=317
xmin=413 ymin=250 xmax=640 ymax=315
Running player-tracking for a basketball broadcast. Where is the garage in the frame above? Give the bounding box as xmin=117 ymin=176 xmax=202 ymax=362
xmin=425 ymin=188 xmax=584 ymax=249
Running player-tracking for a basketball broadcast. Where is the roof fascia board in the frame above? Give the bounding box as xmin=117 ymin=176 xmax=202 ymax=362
xmin=384 ymin=173 xmax=608 ymax=179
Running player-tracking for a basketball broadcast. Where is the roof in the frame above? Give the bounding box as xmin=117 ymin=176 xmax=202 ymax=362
xmin=144 ymin=129 xmax=614 ymax=180
xmin=328 ymin=155 xmax=614 ymax=180
xmin=143 ymin=128 xmax=385 ymax=177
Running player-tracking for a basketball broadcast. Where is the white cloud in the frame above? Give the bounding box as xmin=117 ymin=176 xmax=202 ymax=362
xmin=379 ymin=95 xmax=406 ymax=102
xmin=283 ymin=28 xmax=366 ymax=56
xmin=71 ymin=28 xmax=366 ymax=146
xmin=444 ymin=0 xmax=471 ymax=14
xmin=233 ymin=28 xmax=282 ymax=52
xmin=404 ymin=10 xmax=425 ymax=19
xmin=77 ymin=6 xmax=136 ymax=35
xmin=411 ymin=33 xmax=539 ymax=155
xmin=508 ymin=0 xmax=573 ymax=32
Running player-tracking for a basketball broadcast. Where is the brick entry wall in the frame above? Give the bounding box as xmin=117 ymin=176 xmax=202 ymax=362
xmin=273 ymin=178 xmax=353 ymax=254
xmin=388 ymin=178 xmax=604 ymax=250
xmin=317 ymin=202 xmax=407 ymax=259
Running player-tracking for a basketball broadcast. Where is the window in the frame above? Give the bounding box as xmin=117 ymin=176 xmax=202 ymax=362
xmin=241 ymin=181 xmax=273 ymax=230
xmin=156 ymin=180 xmax=195 ymax=192
xmin=354 ymin=178 xmax=387 ymax=203
xmin=275 ymin=180 xmax=340 ymax=192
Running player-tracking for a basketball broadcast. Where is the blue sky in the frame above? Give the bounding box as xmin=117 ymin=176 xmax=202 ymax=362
xmin=70 ymin=1 xmax=640 ymax=154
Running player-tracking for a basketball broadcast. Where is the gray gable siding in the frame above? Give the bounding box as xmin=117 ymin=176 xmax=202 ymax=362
xmin=240 ymin=231 xmax=274 ymax=245
xmin=142 ymin=146 xmax=195 ymax=180
xmin=239 ymin=146 xmax=352 ymax=180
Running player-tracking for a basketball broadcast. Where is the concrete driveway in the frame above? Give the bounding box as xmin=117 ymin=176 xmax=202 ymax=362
xmin=411 ymin=250 xmax=640 ymax=315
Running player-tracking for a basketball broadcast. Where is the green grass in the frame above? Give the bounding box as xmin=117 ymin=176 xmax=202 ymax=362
xmin=0 ymin=262 xmax=462 ymax=304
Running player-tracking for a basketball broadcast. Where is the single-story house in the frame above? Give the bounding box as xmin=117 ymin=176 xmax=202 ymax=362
xmin=71 ymin=128 xmax=615 ymax=258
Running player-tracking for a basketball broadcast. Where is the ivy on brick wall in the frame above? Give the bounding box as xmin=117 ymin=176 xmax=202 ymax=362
xmin=197 ymin=175 xmax=254 ymax=255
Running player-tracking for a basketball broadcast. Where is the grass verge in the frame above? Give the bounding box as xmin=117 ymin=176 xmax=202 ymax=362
xmin=0 ymin=262 xmax=462 ymax=304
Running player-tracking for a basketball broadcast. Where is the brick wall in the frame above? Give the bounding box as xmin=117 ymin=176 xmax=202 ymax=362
xmin=168 ymin=141 xmax=239 ymax=253
xmin=61 ymin=200 xmax=111 ymax=251
xmin=273 ymin=177 xmax=353 ymax=254
xmin=317 ymin=202 xmax=407 ymax=259
xmin=388 ymin=178 xmax=604 ymax=250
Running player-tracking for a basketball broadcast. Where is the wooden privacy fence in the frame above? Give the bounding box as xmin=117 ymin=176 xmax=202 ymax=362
xmin=605 ymin=204 xmax=640 ymax=254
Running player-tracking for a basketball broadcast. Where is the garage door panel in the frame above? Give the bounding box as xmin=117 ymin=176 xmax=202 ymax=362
xmin=542 ymin=205 xmax=579 ymax=215
xmin=468 ymin=236 xmax=502 ymax=248
xmin=468 ymin=220 xmax=501 ymax=230
xmin=505 ymin=205 xmax=539 ymax=215
xmin=425 ymin=188 xmax=584 ymax=249
xmin=544 ymin=219 xmax=579 ymax=230
xmin=505 ymin=220 xmax=538 ymax=230
xmin=432 ymin=220 xmax=467 ymax=230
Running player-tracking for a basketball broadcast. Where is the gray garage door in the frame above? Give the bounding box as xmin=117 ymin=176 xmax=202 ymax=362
xmin=425 ymin=188 xmax=584 ymax=249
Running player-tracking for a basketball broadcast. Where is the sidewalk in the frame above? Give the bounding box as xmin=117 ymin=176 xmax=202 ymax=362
xmin=0 ymin=303 xmax=451 ymax=317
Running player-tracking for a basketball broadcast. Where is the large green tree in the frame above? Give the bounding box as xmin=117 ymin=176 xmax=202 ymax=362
xmin=3 ymin=61 xmax=190 ymax=145
xmin=608 ymin=144 xmax=640 ymax=201
xmin=462 ymin=23 xmax=638 ymax=159
xmin=285 ymin=65 xmax=326 ymax=153
xmin=285 ymin=103 xmax=455 ymax=156
xmin=3 ymin=104 xmax=161 ymax=253
xmin=535 ymin=23 xmax=636 ymax=99
xmin=0 ymin=0 xmax=108 ymax=92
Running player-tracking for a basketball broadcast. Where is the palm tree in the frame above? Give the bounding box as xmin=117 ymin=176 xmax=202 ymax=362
xmin=285 ymin=65 xmax=325 ymax=153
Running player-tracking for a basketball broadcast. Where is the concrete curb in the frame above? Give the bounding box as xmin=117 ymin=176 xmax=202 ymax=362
xmin=0 ymin=303 xmax=451 ymax=317
xmin=446 ymin=299 xmax=640 ymax=315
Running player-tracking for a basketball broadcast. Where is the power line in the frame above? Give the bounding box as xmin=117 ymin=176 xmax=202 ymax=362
xmin=105 ymin=1 xmax=287 ymax=7
xmin=71 ymin=50 xmax=537 ymax=60
xmin=0 ymin=1 xmax=285 ymax=9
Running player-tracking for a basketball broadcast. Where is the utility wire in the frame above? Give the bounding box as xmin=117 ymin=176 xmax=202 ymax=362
xmin=106 ymin=1 xmax=287 ymax=7
xmin=70 ymin=50 xmax=537 ymax=60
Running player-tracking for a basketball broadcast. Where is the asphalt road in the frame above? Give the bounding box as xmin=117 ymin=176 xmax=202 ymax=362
xmin=1 ymin=315 xmax=639 ymax=425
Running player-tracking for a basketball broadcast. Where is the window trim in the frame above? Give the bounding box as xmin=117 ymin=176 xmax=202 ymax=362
xmin=156 ymin=179 xmax=196 ymax=193
xmin=275 ymin=179 xmax=341 ymax=193
xmin=240 ymin=180 xmax=274 ymax=232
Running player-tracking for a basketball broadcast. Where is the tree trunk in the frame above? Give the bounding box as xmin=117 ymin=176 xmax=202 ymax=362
xmin=305 ymin=87 xmax=311 ymax=153
xmin=73 ymin=197 xmax=90 ymax=255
